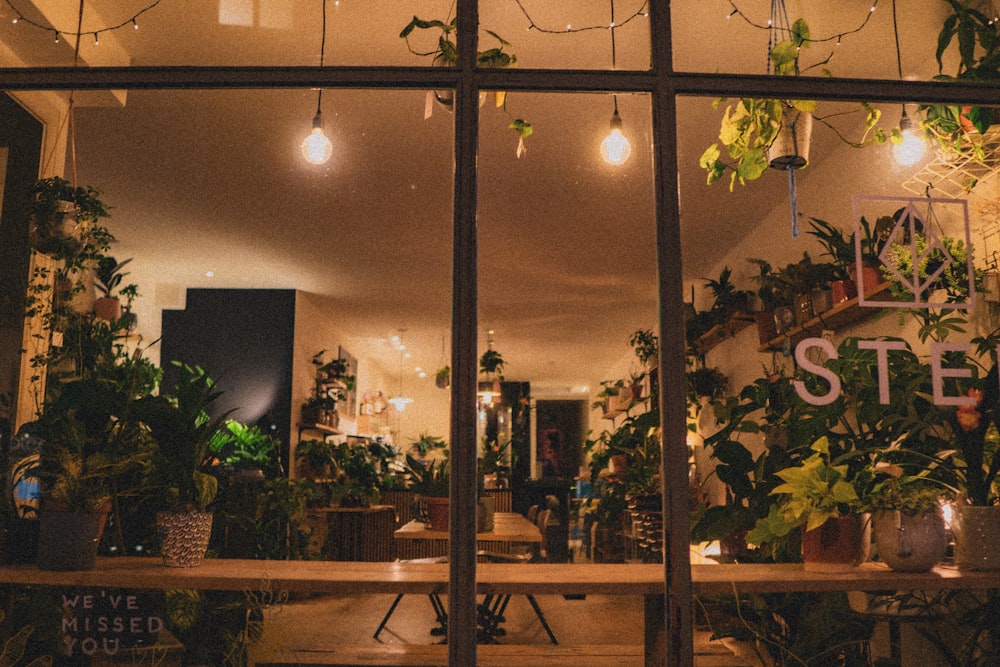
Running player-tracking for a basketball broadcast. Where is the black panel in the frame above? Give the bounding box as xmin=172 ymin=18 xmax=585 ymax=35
xmin=160 ymin=289 xmax=296 ymax=462
xmin=0 ymin=93 xmax=44 ymax=447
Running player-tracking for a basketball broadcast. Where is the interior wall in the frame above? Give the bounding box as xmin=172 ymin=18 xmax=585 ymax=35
xmin=688 ymin=127 xmax=1000 ymax=502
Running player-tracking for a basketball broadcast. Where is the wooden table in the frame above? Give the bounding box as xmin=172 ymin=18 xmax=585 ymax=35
xmin=3 ymin=559 xmax=1000 ymax=666
xmin=391 ymin=512 xmax=546 ymax=642
xmin=393 ymin=511 xmax=542 ymax=542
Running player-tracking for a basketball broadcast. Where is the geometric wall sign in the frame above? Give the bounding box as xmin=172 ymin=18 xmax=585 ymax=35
xmin=853 ymin=194 xmax=975 ymax=310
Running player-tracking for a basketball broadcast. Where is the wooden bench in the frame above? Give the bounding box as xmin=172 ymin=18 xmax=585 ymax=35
xmin=256 ymin=639 xmax=751 ymax=666
xmin=3 ymin=558 xmax=1000 ymax=667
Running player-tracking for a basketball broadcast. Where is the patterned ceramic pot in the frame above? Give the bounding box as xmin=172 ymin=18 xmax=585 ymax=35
xmin=157 ymin=510 xmax=214 ymax=567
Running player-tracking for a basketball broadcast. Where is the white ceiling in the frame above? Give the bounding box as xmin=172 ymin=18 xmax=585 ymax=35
xmin=3 ymin=0 xmax=960 ymax=397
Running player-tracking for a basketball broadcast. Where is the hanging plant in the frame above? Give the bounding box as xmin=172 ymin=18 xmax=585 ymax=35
xmin=400 ymin=16 xmax=532 ymax=156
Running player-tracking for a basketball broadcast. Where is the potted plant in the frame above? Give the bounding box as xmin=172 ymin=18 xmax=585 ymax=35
xmin=867 ymin=476 xmax=950 ymax=573
xmin=686 ymin=364 xmax=728 ymax=411
xmin=409 ymin=432 xmax=447 ymax=460
xmin=28 ymin=176 xmax=113 ymax=262
xmin=700 ymin=19 xmax=884 ymax=190
xmin=136 ymin=362 xmax=230 ymax=567
xmin=404 ymin=453 xmax=450 ymax=530
xmin=208 ymin=419 xmax=282 ymax=479
xmin=917 ymin=1 xmax=1000 ymax=165
xmin=92 ymin=255 xmax=133 ymax=321
xmin=435 ymin=365 xmax=450 ymax=389
xmin=747 ymin=437 xmax=870 ymax=572
xmin=584 ymin=407 xmax=661 ymax=562
xmin=805 ymin=216 xmax=886 ymax=303
xmin=399 ymin=15 xmax=532 ymax=153
xmin=294 ymin=438 xmax=336 ymax=482
xmin=628 ymin=329 xmax=660 ymax=369
xmin=30 ymin=376 xmax=152 ymax=570
xmin=328 ymin=440 xmax=384 ymax=508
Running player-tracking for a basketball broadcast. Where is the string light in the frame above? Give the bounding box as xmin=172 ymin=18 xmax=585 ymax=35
xmin=513 ymin=0 xmax=648 ymax=35
xmin=301 ymin=0 xmax=334 ymax=166
xmin=725 ymin=0 xmax=881 ymax=46
xmin=5 ymin=0 xmax=161 ymax=42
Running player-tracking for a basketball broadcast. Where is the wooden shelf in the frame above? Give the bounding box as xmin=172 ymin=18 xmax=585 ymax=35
xmin=690 ymin=312 xmax=755 ymax=356
xmin=298 ymin=422 xmax=342 ymax=437
xmin=757 ymin=282 xmax=892 ymax=353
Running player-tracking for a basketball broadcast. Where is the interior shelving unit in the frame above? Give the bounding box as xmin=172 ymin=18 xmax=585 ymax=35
xmin=689 ymin=312 xmax=755 ymax=356
xmin=298 ymin=377 xmax=347 ymax=440
xmin=757 ymin=282 xmax=892 ymax=353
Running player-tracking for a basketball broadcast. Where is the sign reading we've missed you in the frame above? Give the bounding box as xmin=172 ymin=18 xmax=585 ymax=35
xmin=61 ymin=589 xmax=164 ymax=657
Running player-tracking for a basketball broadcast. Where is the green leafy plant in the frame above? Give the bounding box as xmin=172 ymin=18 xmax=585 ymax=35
xmin=32 ymin=377 xmax=153 ymax=512
xmin=700 ymin=19 xmax=884 ymax=190
xmin=93 ymin=255 xmax=133 ymax=298
xmin=917 ymin=0 xmax=1000 ymax=163
xmin=746 ymin=437 xmax=864 ymax=545
xmin=137 ymin=362 xmax=230 ymax=512
xmin=409 ymin=432 xmax=447 ymax=459
xmin=479 ymin=349 xmax=505 ymax=378
xmin=208 ymin=419 xmax=282 ymax=477
xmin=628 ymin=329 xmax=660 ymax=367
xmin=880 ymin=231 xmax=985 ymax=343
xmin=405 ymin=453 xmax=450 ymax=498
xmin=294 ymin=438 xmax=337 ymax=480
xmin=399 ymin=16 xmax=532 ymax=151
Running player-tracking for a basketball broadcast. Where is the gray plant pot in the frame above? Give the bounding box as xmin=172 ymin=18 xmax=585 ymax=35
xmin=873 ymin=509 xmax=946 ymax=572
xmin=37 ymin=506 xmax=109 ymax=571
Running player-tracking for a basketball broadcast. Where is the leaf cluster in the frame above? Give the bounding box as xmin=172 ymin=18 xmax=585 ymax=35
xmin=136 ymin=362 xmax=231 ymax=511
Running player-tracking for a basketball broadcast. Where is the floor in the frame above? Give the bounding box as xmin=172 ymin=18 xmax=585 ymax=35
xmin=248 ymin=589 xmax=759 ymax=666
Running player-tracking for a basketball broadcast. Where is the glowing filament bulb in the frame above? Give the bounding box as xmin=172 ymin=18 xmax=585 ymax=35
xmin=301 ymin=112 xmax=333 ymax=165
xmin=600 ymin=109 xmax=632 ymax=166
xmin=893 ymin=111 xmax=926 ymax=167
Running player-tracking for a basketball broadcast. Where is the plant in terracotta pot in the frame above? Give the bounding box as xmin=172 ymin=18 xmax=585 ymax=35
xmin=916 ymin=1 xmax=1000 ymax=166
xmin=92 ymin=255 xmax=134 ymax=322
xmin=747 ymin=437 xmax=870 ymax=572
xmin=135 ymin=362 xmax=230 ymax=567
xmin=404 ymin=453 xmax=450 ymax=531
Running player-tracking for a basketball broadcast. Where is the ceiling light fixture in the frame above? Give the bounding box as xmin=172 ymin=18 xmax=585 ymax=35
xmin=600 ymin=1 xmax=630 ymax=166
xmin=893 ymin=107 xmax=926 ymax=166
xmin=601 ymin=100 xmax=632 ymax=166
xmin=301 ymin=0 xmax=333 ymax=166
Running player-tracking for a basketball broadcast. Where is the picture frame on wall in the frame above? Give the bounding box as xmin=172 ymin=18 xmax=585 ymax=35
xmin=339 ymin=345 xmax=358 ymax=418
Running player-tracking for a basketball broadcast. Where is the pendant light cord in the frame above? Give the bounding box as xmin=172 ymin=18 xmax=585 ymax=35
xmin=316 ymin=0 xmax=327 ymax=115
xmin=610 ymin=0 xmax=619 ymax=114
xmin=68 ymin=0 xmax=86 ymax=189
xmin=892 ymin=0 xmax=903 ymax=80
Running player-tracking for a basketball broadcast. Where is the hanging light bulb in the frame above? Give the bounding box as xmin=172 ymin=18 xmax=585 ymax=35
xmin=893 ymin=107 xmax=926 ymax=167
xmin=301 ymin=107 xmax=333 ymax=165
xmin=601 ymin=107 xmax=631 ymax=166
xmin=301 ymin=0 xmax=333 ymax=166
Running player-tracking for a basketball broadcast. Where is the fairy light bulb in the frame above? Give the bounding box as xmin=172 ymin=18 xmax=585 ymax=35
xmin=893 ymin=109 xmax=926 ymax=167
xmin=600 ymin=109 xmax=631 ymax=166
xmin=301 ymin=111 xmax=333 ymax=165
